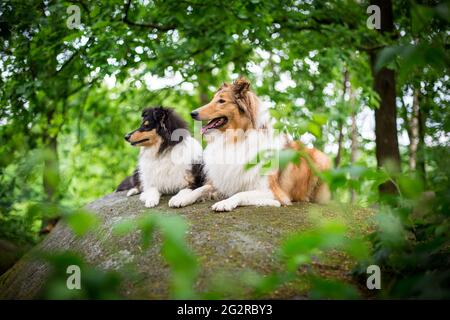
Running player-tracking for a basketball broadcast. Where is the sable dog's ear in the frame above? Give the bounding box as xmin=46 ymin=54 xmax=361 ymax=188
xmin=232 ymin=77 xmax=250 ymax=98
xmin=232 ymin=77 xmax=257 ymax=128
xmin=217 ymin=82 xmax=230 ymax=92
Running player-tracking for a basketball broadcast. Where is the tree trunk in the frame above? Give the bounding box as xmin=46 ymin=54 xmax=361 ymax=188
xmin=408 ymin=89 xmax=420 ymax=171
xmin=370 ymin=0 xmax=401 ymax=195
xmin=334 ymin=124 xmax=344 ymax=168
xmin=334 ymin=69 xmax=350 ymax=168
xmin=400 ymin=92 xmax=412 ymax=151
xmin=42 ymin=109 xmax=60 ymax=201
xmin=197 ymin=69 xmax=210 ymax=105
xmin=43 ymin=136 xmax=59 ymax=201
xmin=417 ymin=102 xmax=426 ymax=182
xmin=350 ymin=86 xmax=358 ymax=203
xmin=41 ymin=108 xmax=61 ymax=234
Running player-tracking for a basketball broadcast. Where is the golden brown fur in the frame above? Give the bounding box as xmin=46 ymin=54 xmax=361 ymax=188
xmin=193 ymin=77 xmax=332 ymax=206
xmin=194 ymin=79 xmax=260 ymax=133
xmin=271 ymin=141 xmax=331 ymax=205
xmin=214 ymin=79 xmax=331 ymax=205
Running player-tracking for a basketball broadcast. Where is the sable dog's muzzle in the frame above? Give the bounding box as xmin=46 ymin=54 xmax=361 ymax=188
xmin=190 ymin=110 xmax=199 ymax=120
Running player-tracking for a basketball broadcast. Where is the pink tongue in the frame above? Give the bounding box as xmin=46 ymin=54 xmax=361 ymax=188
xmin=201 ymin=123 xmax=213 ymax=134
xmin=201 ymin=119 xmax=219 ymax=135
xmin=201 ymin=126 xmax=208 ymax=135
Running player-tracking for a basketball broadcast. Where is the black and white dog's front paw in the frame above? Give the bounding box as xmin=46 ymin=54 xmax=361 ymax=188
xmin=144 ymin=198 xmax=159 ymax=208
xmin=126 ymin=187 xmax=140 ymax=197
xmin=139 ymin=190 xmax=160 ymax=208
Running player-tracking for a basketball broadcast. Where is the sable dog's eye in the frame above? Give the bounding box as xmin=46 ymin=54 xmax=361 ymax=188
xmin=218 ymin=99 xmax=225 ymax=103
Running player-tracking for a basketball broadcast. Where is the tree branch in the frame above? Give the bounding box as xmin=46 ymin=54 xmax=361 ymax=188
xmin=123 ymin=0 xmax=176 ymax=31
xmin=54 ymin=37 xmax=94 ymax=76
xmin=67 ymin=76 xmax=99 ymax=98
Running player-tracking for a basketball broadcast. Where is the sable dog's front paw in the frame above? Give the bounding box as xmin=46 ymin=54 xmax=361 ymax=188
xmin=169 ymin=189 xmax=193 ymax=208
xmin=211 ymin=199 xmax=238 ymax=212
xmin=253 ymin=199 xmax=281 ymax=207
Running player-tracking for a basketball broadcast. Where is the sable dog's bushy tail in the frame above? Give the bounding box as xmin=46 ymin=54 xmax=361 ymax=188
xmin=116 ymin=168 xmax=140 ymax=192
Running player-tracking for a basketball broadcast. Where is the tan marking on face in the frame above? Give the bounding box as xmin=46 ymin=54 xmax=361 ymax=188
xmin=193 ymin=87 xmax=257 ymax=133
xmin=128 ymin=129 xmax=161 ymax=147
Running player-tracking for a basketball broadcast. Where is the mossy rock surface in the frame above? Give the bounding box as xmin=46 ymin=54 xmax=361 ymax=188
xmin=0 ymin=192 xmax=373 ymax=299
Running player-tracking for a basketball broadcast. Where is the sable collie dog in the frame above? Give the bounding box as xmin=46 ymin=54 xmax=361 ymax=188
xmin=169 ymin=78 xmax=331 ymax=211
xmin=117 ymin=106 xmax=204 ymax=208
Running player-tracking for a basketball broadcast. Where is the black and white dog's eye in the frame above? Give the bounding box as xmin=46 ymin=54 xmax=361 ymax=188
xmin=218 ymin=99 xmax=225 ymax=103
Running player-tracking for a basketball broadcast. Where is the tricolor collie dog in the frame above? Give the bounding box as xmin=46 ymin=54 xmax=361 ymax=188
xmin=117 ymin=106 xmax=204 ymax=208
xmin=169 ymin=78 xmax=331 ymax=212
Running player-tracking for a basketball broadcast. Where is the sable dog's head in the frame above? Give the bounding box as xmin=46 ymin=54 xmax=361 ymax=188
xmin=125 ymin=106 xmax=187 ymax=153
xmin=191 ymin=78 xmax=260 ymax=135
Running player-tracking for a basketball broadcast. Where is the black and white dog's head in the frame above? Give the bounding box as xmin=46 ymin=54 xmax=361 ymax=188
xmin=124 ymin=106 xmax=188 ymax=154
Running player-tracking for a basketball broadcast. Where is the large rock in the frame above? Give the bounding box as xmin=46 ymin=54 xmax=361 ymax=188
xmin=0 ymin=192 xmax=372 ymax=299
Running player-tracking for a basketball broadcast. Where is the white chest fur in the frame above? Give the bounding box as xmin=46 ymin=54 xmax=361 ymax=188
xmin=203 ymin=130 xmax=284 ymax=197
xmin=139 ymin=136 xmax=202 ymax=194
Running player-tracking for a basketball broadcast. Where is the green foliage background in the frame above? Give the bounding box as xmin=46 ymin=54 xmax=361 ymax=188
xmin=0 ymin=0 xmax=449 ymax=299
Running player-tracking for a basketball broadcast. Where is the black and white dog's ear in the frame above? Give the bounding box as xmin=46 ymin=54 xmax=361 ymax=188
xmin=141 ymin=106 xmax=163 ymax=121
xmin=153 ymin=106 xmax=188 ymax=153
xmin=141 ymin=108 xmax=150 ymax=118
xmin=150 ymin=106 xmax=163 ymax=120
xmin=158 ymin=108 xmax=168 ymax=131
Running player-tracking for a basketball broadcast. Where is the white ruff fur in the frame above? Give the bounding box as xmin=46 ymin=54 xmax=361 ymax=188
xmin=204 ymin=130 xmax=283 ymax=197
xmin=204 ymin=101 xmax=276 ymax=200
xmin=138 ymin=136 xmax=202 ymax=208
xmin=169 ymin=128 xmax=286 ymax=211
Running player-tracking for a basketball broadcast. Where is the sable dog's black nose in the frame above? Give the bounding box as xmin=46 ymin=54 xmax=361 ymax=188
xmin=190 ymin=111 xmax=199 ymax=120
xmin=124 ymin=133 xmax=131 ymax=141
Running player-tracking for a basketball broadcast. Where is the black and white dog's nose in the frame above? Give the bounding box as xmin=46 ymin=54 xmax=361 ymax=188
xmin=124 ymin=132 xmax=132 ymax=141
